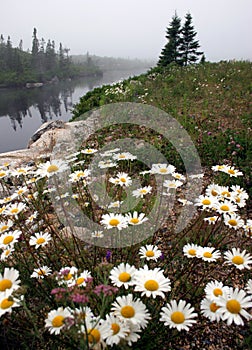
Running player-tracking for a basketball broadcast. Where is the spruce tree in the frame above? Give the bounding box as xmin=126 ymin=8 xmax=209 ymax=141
xmin=179 ymin=13 xmax=203 ymax=66
xmin=158 ymin=13 xmax=182 ymax=67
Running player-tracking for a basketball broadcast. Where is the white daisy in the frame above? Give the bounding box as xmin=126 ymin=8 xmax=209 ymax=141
xmin=91 ymin=230 xmax=104 ymax=238
xmin=178 ymin=198 xmax=193 ymax=206
xmin=98 ymin=160 xmax=118 ymax=169
xmin=194 ymin=195 xmax=217 ymax=210
xmin=0 ymin=230 xmax=22 ymax=249
xmin=205 ymin=183 xmax=221 ymax=197
xmin=70 ymin=270 xmax=92 ymax=287
xmin=29 ymin=232 xmax=52 ymax=249
xmin=111 ymin=294 xmax=151 ymax=329
xmin=123 ymin=322 xmax=141 ymax=346
xmin=163 ymin=179 xmax=183 ymax=190
xmin=0 ymin=169 xmax=9 ymax=179
xmin=100 ymin=213 xmax=128 ymax=230
xmin=216 ymin=288 xmax=252 ymax=325
xmin=57 ymin=266 xmax=78 ymax=286
xmin=126 ymin=211 xmax=148 ymax=226
xmin=172 ymin=172 xmax=186 ymax=181
xmin=5 ymin=202 xmax=26 ymax=217
xmin=68 ymin=169 xmax=91 ymax=183
xmin=224 ymin=248 xmax=252 ymax=270
xmin=183 ymin=243 xmax=200 ymax=258
xmin=203 ymin=216 xmax=219 ymax=225
xmin=134 ymin=265 xmax=171 ymax=299
xmin=230 ymin=185 xmax=248 ymax=198
xmin=216 ymin=200 xmax=238 ymax=215
xmin=31 ymin=266 xmax=52 ymax=279
xmin=108 ymin=201 xmax=123 ymax=209
xmin=0 ymin=267 xmax=20 ymax=295
xmin=81 ymin=148 xmax=98 ymax=154
xmin=109 ymin=263 xmax=136 ymax=289
xmin=0 ymin=220 xmax=14 ymax=234
xmin=150 ymin=163 xmax=175 ymax=175
xmin=15 ymin=186 xmax=28 ymax=197
xmin=132 ymin=186 xmax=152 ymax=198
xmin=1 ymin=247 xmax=14 ymax=261
xmin=200 ymin=298 xmax=222 ymax=322
xmin=104 ymin=314 xmax=130 ymax=346
xmin=204 ymin=280 xmax=230 ymax=301
xmin=223 ymin=166 xmax=243 ymax=177
xmin=0 ymin=292 xmax=21 ymax=317
xmin=109 ymin=172 xmax=132 ymax=187
xmin=112 ymin=152 xmax=137 ymax=161
xmin=36 ymin=160 xmax=68 ymax=178
xmin=11 ymin=166 xmax=32 ymax=177
xmin=211 ymin=164 xmax=228 ymax=172
xmin=223 ymin=213 xmax=244 ymax=230
xmin=81 ymin=316 xmax=111 ymax=347
xmin=245 ymin=280 xmax=252 ymax=295
xmin=25 ymin=211 xmax=38 ymax=224
xmin=244 ymin=219 xmax=252 ymax=235
xmin=139 ymin=244 xmax=162 ymax=261
xmin=196 ymin=247 xmax=221 ymax=262
xmin=160 ymin=299 xmax=197 ymax=331
xmin=45 ymin=306 xmax=72 ymax=334
xmin=189 ymin=173 xmax=204 ymax=179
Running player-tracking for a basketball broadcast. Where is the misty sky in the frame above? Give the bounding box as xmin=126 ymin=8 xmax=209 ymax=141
xmin=1 ymin=0 xmax=252 ymax=61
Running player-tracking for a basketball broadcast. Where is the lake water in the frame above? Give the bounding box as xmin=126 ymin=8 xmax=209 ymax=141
xmin=0 ymin=68 xmax=148 ymax=153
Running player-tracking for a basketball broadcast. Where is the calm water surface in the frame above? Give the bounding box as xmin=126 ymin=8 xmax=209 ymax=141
xmin=0 ymin=69 xmax=147 ymax=153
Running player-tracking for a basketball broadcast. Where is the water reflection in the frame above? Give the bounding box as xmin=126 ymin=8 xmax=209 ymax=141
xmin=0 ymin=76 xmax=101 ymax=131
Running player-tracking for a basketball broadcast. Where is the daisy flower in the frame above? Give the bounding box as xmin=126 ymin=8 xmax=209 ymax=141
xmin=81 ymin=148 xmax=98 ymax=154
xmin=0 ymin=169 xmax=9 ymax=179
xmin=124 ymin=323 xmax=142 ymax=346
xmin=231 ymin=185 xmax=248 ymax=198
xmin=230 ymin=194 xmax=247 ymax=208
xmin=11 ymin=166 xmax=32 ymax=177
xmin=100 ymin=148 xmax=120 ymax=157
xmin=36 ymin=160 xmax=68 ymax=178
xmin=189 ymin=173 xmax=204 ymax=179
xmin=194 ymin=195 xmax=217 ymax=210
xmin=0 ymin=219 xmax=14 ymax=233
xmin=109 ymin=263 xmax=136 ymax=289
xmin=100 ymin=213 xmax=128 ymax=230
xmin=29 ymin=232 xmax=52 ymax=249
xmin=183 ymin=243 xmax=200 ymax=258
xmin=109 ymin=172 xmax=132 ymax=187
xmin=244 ymin=219 xmax=252 ymax=235
xmin=68 ymin=169 xmax=91 ymax=183
xmin=178 ymin=198 xmax=193 ymax=206
xmin=45 ymin=306 xmax=72 ymax=334
xmin=172 ymin=172 xmax=186 ymax=181
xmin=134 ymin=265 xmax=171 ymax=299
xmin=219 ymin=186 xmax=232 ymax=199
xmin=163 ymin=180 xmax=183 ymax=189
xmin=223 ymin=214 xmax=244 ymax=230
xmin=160 ymin=299 xmax=197 ymax=331
xmin=216 ymin=200 xmax=237 ymax=215
xmin=0 ymin=205 xmax=7 ymax=215
xmin=15 ymin=186 xmax=28 ymax=197
xmin=150 ymin=163 xmax=175 ymax=175
xmin=126 ymin=211 xmax=148 ymax=226
xmin=57 ymin=266 xmax=78 ymax=286
xmin=0 ymin=194 xmax=17 ymax=205
xmin=224 ymin=248 xmax=252 ymax=270
xmin=104 ymin=314 xmax=130 ymax=346
xmin=216 ymin=288 xmax=252 ymax=325
xmin=108 ymin=201 xmax=123 ymax=209
xmin=139 ymin=244 xmax=162 ymax=261
xmin=73 ymin=306 xmax=94 ymax=321
xmin=112 ymin=152 xmax=137 ymax=161
xmin=205 ymin=183 xmax=221 ymax=197
xmin=196 ymin=247 xmax=221 ymax=262
xmin=203 ymin=216 xmax=219 ymax=225
xmin=31 ymin=266 xmax=52 ymax=279
xmin=1 ymin=247 xmax=15 ymax=261
xmin=200 ymin=298 xmax=222 ymax=322
xmin=0 ymin=230 xmax=22 ymax=249
xmin=132 ymin=186 xmax=152 ymax=198
xmin=91 ymin=230 xmax=104 ymax=238
xmin=81 ymin=316 xmax=111 ymax=347
xmin=5 ymin=202 xmax=26 ymax=217
xmin=71 ymin=270 xmax=92 ymax=287
xmin=98 ymin=160 xmax=117 ymax=169
xmin=25 ymin=211 xmax=38 ymax=224
xmin=0 ymin=292 xmax=21 ymax=317
xmin=0 ymin=267 xmax=20 ymax=295
xmin=204 ymin=280 xmax=230 ymax=301
xmin=223 ymin=166 xmax=243 ymax=177
xmin=111 ymin=294 xmax=151 ymax=329
xmin=211 ymin=164 xmax=228 ymax=172
xmin=245 ymin=280 xmax=252 ymax=295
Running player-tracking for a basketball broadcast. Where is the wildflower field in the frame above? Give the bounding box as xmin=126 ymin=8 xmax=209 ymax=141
xmin=0 ymin=61 xmax=251 ymax=349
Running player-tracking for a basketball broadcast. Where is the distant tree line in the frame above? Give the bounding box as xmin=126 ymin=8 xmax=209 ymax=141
xmin=158 ymin=12 xmax=204 ymax=67
xmin=0 ymin=28 xmax=102 ymax=87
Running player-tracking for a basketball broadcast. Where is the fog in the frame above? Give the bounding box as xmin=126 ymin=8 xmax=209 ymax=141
xmin=1 ymin=0 xmax=252 ymax=61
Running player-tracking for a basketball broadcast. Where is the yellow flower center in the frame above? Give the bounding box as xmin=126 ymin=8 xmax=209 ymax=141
xmin=120 ymin=177 xmax=126 ymax=183
xmin=210 ymin=302 xmax=220 ymax=312
xmin=203 ymin=252 xmax=213 ymax=258
xmin=144 ymin=280 xmax=159 ymax=291
xmin=0 ymin=172 xmax=6 ymax=177
xmin=0 ymin=279 xmax=12 ymax=291
xmin=109 ymin=219 xmax=120 ymax=227
xmin=47 ymin=165 xmax=59 ymax=173
xmin=36 ymin=237 xmax=45 ymax=244
xmin=221 ymin=191 xmax=231 ymax=197
xmin=1 ymin=225 xmax=9 ymax=232
xmin=188 ymin=249 xmax=196 ymax=256
xmin=226 ymin=299 xmax=241 ymax=314
xmin=4 ymin=197 xmax=11 ymax=202
xmin=210 ymin=217 xmax=216 ymax=221
xmin=228 ymin=219 xmax=238 ymax=226
xmin=77 ymin=172 xmax=85 ymax=178
xmin=232 ymin=255 xmax=244 ymax=265
xmin=119 ymin=154 xmax=126 ymax=158
xmin=213 ymin=288 xmax=223 ymax=297
xmin=130 ymin=218 xmax=139 ymax=224
xmin=140 ymin=189 xmax=147 ymax=194
xmin=118 ymin=272 xmax=131 ymax=282
xmin=64 ymin=273 xmax=72 ymax=281
xmin=146 ymin=250 xmax=155 ymax=257
xmin=235 ymin=197 xmax=241 ymax=203
xmin=1 ymin=298 xmax=14 ymax=310
xmin=17 ymin=190 xmax=24 ymax=195
xmin=38 ymin=269 xmax=46 ymax=276
xmin=220 ymin=205 xmax=230 ymax=212
xmin=160 ymin=168 xmax=168 ymax=173
xmin=111 ymin=323 xmax=120 ymax=335
xmin=76 ymin=277 xmax=85 ymax=285
xmin=52 ymin=315 xmax=65 ymax=328
xmin=228 ymin=169 xmax=235 ymax=175
xmin=18 ymin=169 xmax=26 ymax=173
xmin=0 ymin=207 xmax=6 ymax=214
xmin=211 ymin=190 xmax=218 ymax=196
xmin=3 ymin=236 xmax=14 ymax=245
xmin=88 ymin=328 xmax=101 ymax=343
xmin=121 ymin=305 xmax=135 ymax=318
xmin=11 ymin=208 xmax=19 ymax=214
xmin=171 ymin=311 xmax=185 ymax=324
xmin=202 ymin=199 xmax=211 ymax=205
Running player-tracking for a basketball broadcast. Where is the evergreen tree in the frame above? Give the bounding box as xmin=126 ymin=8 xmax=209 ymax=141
xmin=158 ymin=13 xmax=182 ymax=67
xmin=179 ymin=13 xmax=203 ymax=66
xmin=31 ymin=28 xmax=39 ymax=68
